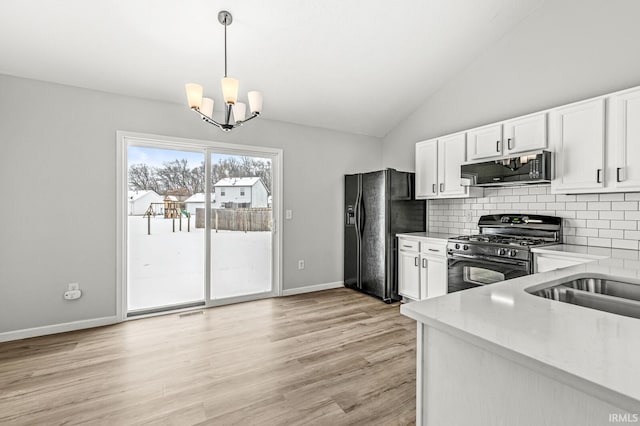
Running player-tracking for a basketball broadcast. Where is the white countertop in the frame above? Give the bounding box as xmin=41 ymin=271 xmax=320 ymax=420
xmin=396 ymin=231 xmax=451 ymax=242
xmin=401 ymin=258 xmax=640 ymax=411
xmin=533 ymin=244 xmax=640 ymax=269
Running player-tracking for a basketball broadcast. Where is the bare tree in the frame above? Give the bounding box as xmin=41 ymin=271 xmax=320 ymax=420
xmin=128 ymin=164 xmax=160 ymax=192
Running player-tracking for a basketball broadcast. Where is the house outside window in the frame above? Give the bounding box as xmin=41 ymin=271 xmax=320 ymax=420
xmin=240 ymin=189 xmax=245 ymax=196
xmin=221 ymin=190 xmax=225 ymax=196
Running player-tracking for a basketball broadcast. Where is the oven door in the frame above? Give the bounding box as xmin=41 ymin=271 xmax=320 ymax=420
xmin=447 ymin=255 xmax=529 ymax=293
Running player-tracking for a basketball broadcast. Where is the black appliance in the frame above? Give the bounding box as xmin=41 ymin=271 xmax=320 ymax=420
xmin=344 ymin=169 xmax=426 ymax=302
xmin=461 ymin=150 xmax=552 ymax=187
xmin=447 ymin=214 xmax=562 ymax=293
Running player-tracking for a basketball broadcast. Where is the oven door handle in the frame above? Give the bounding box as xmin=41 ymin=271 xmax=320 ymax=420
xmin=448 ymin=253 xmax=528 ymax=268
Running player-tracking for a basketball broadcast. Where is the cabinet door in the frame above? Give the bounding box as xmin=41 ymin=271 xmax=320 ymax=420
xmin=610 ymin=88 xmax=640 ymax=190
xmin=415 ymin=139 xmax=439 ymax=199
xmin=550 ymin=98 xmax=605 ymax=193
xmin=504 ymin=112 xmax=547 ymax=155
xmin=466 ymin=124 xmax=503 ymax=160
xmin=425 ymin=256 xmax=447 ymax=298
xmin=398 ymin=250 xmax=420 ymax=300
xmin=438 ymin=133 xmax=467 ymax=197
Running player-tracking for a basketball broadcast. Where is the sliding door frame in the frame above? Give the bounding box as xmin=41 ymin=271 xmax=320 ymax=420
xmin=116 ymin=131 xmax=283 ymax=320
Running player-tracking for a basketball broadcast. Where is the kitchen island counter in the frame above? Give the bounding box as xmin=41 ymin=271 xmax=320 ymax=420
xmin=401 ymin=259 xmax=640 ymax=424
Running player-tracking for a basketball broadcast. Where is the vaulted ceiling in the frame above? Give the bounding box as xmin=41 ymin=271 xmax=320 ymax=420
xmin=0 ymin=0 xmax=543 ymax=137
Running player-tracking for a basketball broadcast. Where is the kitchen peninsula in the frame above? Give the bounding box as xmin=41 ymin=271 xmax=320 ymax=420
xmin=401 ymin=254 xmax=640 ymax=425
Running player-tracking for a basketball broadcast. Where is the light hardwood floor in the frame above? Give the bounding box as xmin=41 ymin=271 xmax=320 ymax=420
xmin=0 ymin=288 xmax=416 ymax=425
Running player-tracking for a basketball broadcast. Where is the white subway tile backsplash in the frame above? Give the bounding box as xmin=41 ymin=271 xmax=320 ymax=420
xmin=576 ymin=194 xmax=599 ymax=201
xmin=612 ymin=201 xmax=638 ymax=210
xmin=528 ymin=187 xmax=548 ymax=195
xmin=566 ymin=202 xmax=587 ymax=211
xmin=610 ymin=220 xmax=637 ymax=230
xmin=586 ymin=219 xmax=610 ymax=229
xmin=612 ymin=239 xmax=640 ymax=250
xmin=428 ymin=186 xmax=640 ymax=249
xmin=600 ymin=211 xmax=625 ymax=220
xmin=626 ymin=211 xmax=640 ymax=220
xmin=599 ymin=229 xmax=624 ymax=239
xmin=576 ymin=228 xmax=599 ymax=237
xmin=587 ymin=202 xmax=611 ymax=211
xmin=588 ymin=237 xmax=612 ymax=247
xmin=600 ymin=193 xmax=625 ymax=201
xmin=576 ymin=211 xmax=599 ymax=219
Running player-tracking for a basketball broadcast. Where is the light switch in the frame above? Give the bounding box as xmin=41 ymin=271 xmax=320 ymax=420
xmin=286 ymin=210 xmax=292 ymax=220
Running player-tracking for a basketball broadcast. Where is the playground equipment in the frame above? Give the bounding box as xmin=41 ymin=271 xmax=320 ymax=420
xmin=142 ymin=203 xmax=191 ymax=235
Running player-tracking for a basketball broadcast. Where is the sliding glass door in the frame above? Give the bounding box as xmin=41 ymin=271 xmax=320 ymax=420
xmin=209 ymin=153 xmax=273 ymax=300
xmin=120 ymin=133 xmax=281 ymax=318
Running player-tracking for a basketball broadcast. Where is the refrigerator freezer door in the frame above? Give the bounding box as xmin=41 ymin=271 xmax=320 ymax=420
xmin=344 ymin=174 xmax=360 ymax=288
xmin=360 ymin=171 xmax=387 ymax=299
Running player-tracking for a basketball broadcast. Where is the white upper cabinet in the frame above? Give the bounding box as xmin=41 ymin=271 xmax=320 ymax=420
xmin=415 ymin=133 xmax=479 ymax=199
xmin=467 ymin=113 xmax=547 ymax=161
xmin=438 ymin=132 xmax=468 ymax=197
xmin=503 ymin=112 xmax=547 ymax=155
xmin=415 ymin=139 xmax=438 ymax=198
xmin=466 ymin=124 xmax=503 ymax=160
xmin=609 ymin=87 xmax=640 ymax=191
xmin=550 ymin=98 xmax=606 ymax=193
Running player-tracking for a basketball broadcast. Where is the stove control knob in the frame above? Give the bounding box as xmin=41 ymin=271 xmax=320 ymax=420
xmin=463 ymin=245 xmax=469 ymax=250
xmin=509 ymin=249 xmax=517 ymax=257
xmin=498 ymin=248 xmax=507 ymax=256
xmin=455 ymin=244 xmax=460 ymax=250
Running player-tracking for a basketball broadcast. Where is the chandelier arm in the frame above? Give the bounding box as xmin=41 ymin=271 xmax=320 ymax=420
xmin=235 ymin=112 xmax=260 ymax=125
xmin=192 ymin=108 xmax=225 ymax=130
xmin=224 ymin=104 xmax=233 ymax=125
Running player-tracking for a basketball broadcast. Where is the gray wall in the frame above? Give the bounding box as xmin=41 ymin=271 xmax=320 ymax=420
xmin=0 ymin=74 xmax=381 ymax=334
xmin=382 ymin=0 xmax=640 ymax=171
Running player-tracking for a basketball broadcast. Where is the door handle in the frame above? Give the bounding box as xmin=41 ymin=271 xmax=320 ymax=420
xmin=617 ymin=167 xmax=623 ymax=182
xmin=439 ymin=183 xmax=444 ymax=192
xmin=432 ymin=183 xmax=436 ymax=194
xmin=422 ymin=258 xmax=427 ymax=268
xmin=414 ymin=257 xmax=419 ymax=267
xmin=496 ymin=140 xmax=501 ymax=152
xmin=507 ymin=138 xmax=513 ymax=150
xmin=596 ymin=169 xmax=602 ymax=183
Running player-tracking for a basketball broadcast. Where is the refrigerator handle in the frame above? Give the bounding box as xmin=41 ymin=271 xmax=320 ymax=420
xmin=354 ymin=180 xmax=362 ymax=286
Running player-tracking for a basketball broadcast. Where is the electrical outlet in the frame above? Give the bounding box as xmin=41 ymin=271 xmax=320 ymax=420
xmin=298 ymin=260 xmax=305 ymax=270
xmin=286 ymin=210 xmax=292 ymax=220
xmin=68 ymin=282 xmax=79 ymax=291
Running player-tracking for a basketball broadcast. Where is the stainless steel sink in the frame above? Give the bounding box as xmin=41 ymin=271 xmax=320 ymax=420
xmin=527 ymin=277 xmax=640 ymax=319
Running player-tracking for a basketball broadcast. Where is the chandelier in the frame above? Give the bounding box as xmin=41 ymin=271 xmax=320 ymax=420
xmin=185 ymin=10 xmax=263 ymax=132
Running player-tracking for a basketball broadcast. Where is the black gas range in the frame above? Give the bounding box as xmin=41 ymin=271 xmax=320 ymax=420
xmin=447 ymin=214 xmax=562 ymax=293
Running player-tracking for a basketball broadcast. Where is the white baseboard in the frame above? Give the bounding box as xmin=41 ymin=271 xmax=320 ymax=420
xmin=282 ymin=281 xmax=344 ymax=296
xmin=0 ymin=316 xmax=119 ymax=343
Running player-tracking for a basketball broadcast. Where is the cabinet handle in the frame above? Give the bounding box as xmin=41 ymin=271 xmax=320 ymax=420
xmin=422 ymin=258 xmax=427 ymax=268
xmin=428 ymin=248 xmax=440 ymax=252
xmin=439 ymin=183 xmax=444 ymax=192
xmin=414 ymin=257 xmax=419 ymax=267
xmin=507 ymin=138 xmax=513 ymax=150
xmin=432 ymin=183 xmax=436 ymax=193
xmin=617 ymin=167 xmax=623 ymax=182
xmin=496 ymin=140 xmax=501 ymax=152
xmin=596 ymin=169 xmax=602 ymax=184
xmin=402 ymin=245 xmax=413 ymax=248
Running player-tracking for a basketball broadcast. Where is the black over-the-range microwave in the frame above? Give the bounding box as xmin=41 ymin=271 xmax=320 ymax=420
xmin=461 ymin=150 xmax=552 ymax=187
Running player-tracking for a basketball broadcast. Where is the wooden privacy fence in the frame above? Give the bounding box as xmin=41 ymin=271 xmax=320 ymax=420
xmin=195 ymin=208 xmax=272 ymax=232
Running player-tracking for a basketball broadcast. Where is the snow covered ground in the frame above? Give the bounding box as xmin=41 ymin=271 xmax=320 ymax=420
xmin=128 ymin=215 xmax=271 ymax=311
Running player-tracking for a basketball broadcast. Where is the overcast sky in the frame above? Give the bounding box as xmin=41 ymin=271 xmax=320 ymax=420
xmin=128 ymin=146 xmax=237 ymax=168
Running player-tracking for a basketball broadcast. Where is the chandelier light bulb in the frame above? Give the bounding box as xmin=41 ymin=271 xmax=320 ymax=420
xmin=248 ymin=91 xmax=263 ymax=114
xmin=232 ymin=102 xmax=246 ymax=122
xmin=200 ymin=97 xmax=214 ymax=118
xmin=221 ymin=77 xmax=239 ymax=105
xmin=185 ymin=83 xmax=203 ymax=109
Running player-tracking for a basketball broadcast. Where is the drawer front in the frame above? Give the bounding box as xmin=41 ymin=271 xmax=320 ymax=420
xmin=398 ymin=239 xmax=419 ymax=252
xmin=420 ymin=242 xmax=446 ymax=256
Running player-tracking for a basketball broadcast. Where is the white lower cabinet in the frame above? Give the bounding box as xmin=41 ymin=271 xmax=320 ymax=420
xmin=398 ymin=237 xmax=447 ymax=301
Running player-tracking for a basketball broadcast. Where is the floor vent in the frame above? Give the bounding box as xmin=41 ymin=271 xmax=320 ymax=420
xmin=179 ymin=310 xmax=205 ymax=318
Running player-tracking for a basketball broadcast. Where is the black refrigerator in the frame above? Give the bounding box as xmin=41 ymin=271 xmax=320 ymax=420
xmin=344 ymin=169 xmax=426 ymax=303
